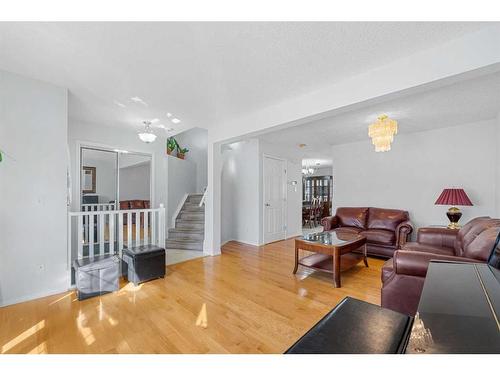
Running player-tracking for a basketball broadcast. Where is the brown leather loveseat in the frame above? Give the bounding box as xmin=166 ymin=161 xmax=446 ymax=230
xmin=120 ymin=200 xmax=151 ymax=224
xmin=381 ymin=217 xmax=500 ymax=316
xmin=321 ymin=207 xmax=413 ymax=258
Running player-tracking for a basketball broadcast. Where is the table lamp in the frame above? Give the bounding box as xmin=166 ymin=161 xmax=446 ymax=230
xmin=434 ymin=188 xmax=473 ymax=229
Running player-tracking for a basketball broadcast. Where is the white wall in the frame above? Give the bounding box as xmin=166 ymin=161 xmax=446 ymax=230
xmin=221 ymin=139 xmax=261 ymax=245
xmin=167 ymin=155 xmax=196 ymax=227
xmin=285 ymin=160 xmax=303 ymax=238
xmin=174 ymin=127 xmax=208 ymax=193
xmin=0 ymin=70 xmax=68 ymax=306
xmin=331 ymin=120 xmax=497 ymax=231
xmin=119 ymin=162 xmax=151 ymax=201
xmin=220 ymin=139 xmax=303 ymax=246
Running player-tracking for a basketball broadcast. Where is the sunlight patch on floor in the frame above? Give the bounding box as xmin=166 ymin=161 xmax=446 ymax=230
xmin=1 ymin=320 xmax=45 ymax=353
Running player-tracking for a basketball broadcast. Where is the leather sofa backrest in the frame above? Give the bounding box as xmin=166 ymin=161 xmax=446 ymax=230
xmin=455 ymin=217 xmax=500 ymax=259
xmin=120 ymin=201 xmax=130 ymax=210
xmin=129 ymin=200 xmax=146 ymax=209
xmin=120 ymin=200 xmax=151 ymax=210
xmin=336 ymin=207 xmax=369 ymax=229
xmin=367 ymin=208 xmax=409 ymax=232
xmin=463 ymin=226 xmax=500 ymax=261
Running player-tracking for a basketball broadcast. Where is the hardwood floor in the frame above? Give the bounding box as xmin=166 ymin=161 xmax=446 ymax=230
xmin=0 ymin=238 xmax=384 ymax=354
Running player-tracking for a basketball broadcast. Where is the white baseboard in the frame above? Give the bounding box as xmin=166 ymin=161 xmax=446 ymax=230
xmin=0 ymin=285 xmax=71 ymax=308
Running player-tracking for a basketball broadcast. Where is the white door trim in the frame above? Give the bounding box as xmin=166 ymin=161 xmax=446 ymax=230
xmin=262 ymin=154 xmax=288 ymax=244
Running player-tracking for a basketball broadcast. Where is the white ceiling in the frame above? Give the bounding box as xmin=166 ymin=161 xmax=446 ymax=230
xmin=0 ymin=22 xmax=492 ymax=134
xmin=259 ymin=70 xmax=500 ymax=162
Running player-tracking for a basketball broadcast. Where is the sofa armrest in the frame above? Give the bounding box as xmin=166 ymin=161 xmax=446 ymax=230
xmin=393 ymin=250 xmax=481 ymax=278
xmin=321 ymin=216 xmax=339 ymax=231
xmin=417 ymin=227 xmax=458 ymax=249
xmin=395 ymin=221 xmax=413 ymax=249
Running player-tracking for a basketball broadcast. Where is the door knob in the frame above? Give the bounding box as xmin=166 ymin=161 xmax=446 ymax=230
xmin=265 ymin=203 xmax=270 ymax=207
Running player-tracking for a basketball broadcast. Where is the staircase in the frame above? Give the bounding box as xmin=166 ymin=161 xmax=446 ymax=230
xmin=166 ymin=194 xmax=204 ymax=251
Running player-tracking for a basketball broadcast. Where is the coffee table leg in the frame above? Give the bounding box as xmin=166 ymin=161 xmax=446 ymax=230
xmin=293 ymin=244 xmax=299 ymax=274
xmin=363 ymin=244 xmax=369 ymax=267
xmin=333 ymin=250 xmax=341 ymax=288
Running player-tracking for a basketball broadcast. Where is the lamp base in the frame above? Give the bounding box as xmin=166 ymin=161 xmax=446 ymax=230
xmin=446 ymin=207 xmax=462 ymax=229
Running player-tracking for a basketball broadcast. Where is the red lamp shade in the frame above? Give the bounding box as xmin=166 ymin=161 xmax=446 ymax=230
xmin=434 ymin=188 xmax=473 ymax=206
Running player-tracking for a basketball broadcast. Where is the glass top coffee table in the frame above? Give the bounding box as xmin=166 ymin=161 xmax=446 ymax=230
xmin=294 ymin=230 xmax=368 ymax=287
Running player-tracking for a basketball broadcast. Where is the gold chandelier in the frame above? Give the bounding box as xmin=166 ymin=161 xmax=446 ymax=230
xmin=368 ymin=114 xmax=398 ymax=152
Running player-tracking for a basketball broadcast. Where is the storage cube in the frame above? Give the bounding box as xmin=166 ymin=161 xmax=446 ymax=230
xmin=122 ymin=245 xmax=166 ymax=285
xmin=73 ymin=255 xmax=120 ymax=300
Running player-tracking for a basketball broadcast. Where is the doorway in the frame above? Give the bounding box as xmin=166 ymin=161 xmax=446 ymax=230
xmin=263 ymin=155 xmax=287 ymax=244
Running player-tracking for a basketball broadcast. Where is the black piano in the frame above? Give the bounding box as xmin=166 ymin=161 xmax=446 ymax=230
xmin=286 ymin=234 xmax=500 ymax=354
xmin=405 ymin=261 xmax=500 ymax=353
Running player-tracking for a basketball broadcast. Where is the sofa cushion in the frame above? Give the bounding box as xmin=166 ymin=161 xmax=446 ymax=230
xmin=336 ymin=207 xmax=369 ymax=230
xmin=334 ymin=227 xmax=363 ymax=236
xmin=462 ymin=226 xmax=500 ymax=261
xmin=367 ymin=208 xmax=409 ymax=232
xmin=402 ymin=242 xmax=455 ymax=256
xmin=455 ymin=217 xmax=500 ymax=258
xmin=361 ymin=229 xmax=395 ymax=246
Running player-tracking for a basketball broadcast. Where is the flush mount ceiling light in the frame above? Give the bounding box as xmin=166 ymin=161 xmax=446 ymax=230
xmin=138 ymin=121 xmax=157 ymax=143
xmin=368 ymin=114 xmax=398 ymax=152
xmin=171 ymin=118 xmax=181 ymax=124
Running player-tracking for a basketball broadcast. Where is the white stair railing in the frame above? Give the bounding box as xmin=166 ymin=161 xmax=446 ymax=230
xmin=67 ymin=204 xmax=165 ymax=269
xmin=199 ymin=187 xmax=208 ymax=207
xmin=81 ymin=202 xmax=117 ymax=212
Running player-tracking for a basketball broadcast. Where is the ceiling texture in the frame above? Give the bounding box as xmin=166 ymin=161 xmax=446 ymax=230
xmin=0 ymin=22 xmax=493 ymax=136
xmin=259 ymin=70 xmax=500 ymax=163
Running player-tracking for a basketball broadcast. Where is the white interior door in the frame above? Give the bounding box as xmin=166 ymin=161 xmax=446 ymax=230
xmin=263 ymin=155 xmax=287 ymax=244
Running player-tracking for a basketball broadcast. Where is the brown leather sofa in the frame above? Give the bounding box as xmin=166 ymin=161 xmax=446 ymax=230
xmin=381 ymin=217 xmax=500 ymax=316
xmin=119 ymin=200 xmax=150 ymax=210
xmin=120 ymin=200 xmax=151 ymax=224
xmin=321 ymin=207 xmax=413 ymax=258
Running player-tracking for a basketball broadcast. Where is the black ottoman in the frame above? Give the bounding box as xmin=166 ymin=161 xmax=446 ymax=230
xmin=285 ymin=297 xmax=414 ymax=354
xmin=73 ymin=255 xmax=120 ymax=300
xmin=122 ymin=245 xmax=166 ymax=285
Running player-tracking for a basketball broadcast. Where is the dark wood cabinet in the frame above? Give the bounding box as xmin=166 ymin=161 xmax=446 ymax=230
xmin=303 ymin=175 xmax=333 ymax=217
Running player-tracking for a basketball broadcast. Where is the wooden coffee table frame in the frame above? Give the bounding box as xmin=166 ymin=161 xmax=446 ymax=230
xmin=293 ymin=234 xmax=368 ymax=288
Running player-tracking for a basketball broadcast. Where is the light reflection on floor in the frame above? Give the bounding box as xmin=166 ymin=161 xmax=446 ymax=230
xmin=1 ymin=320 xmax=46 ymax=353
